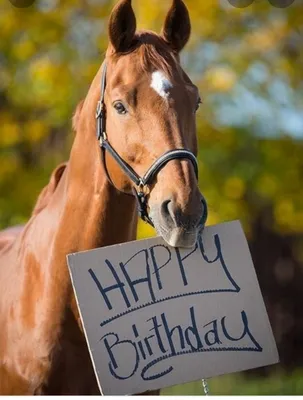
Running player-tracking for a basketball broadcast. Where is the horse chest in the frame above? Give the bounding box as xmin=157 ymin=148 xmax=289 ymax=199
xmin=42 ymin=306 xmax=99 ymax=395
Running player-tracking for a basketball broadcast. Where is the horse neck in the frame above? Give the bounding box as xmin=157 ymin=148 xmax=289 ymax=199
xmin=63 ymin=129 xmax=138 ymax=251
xmin=0 ymin=91 xmax=138 ymax=382
xmin=35 ymin=123 xmax=138 ymax=332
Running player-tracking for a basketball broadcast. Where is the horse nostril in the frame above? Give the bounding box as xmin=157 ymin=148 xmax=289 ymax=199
xmin=161 ymin=199 xmax=170 ymax=216
xmin=159 ymin=197 xmax=208 ymax=229
xmin=160 ymin=199 xmax=176 ymax=225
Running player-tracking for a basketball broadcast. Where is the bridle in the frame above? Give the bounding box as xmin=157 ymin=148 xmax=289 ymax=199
xmin=96 ymin=63 xmax=204 ymax=227
xmin=96 ymin=62 xmax=204 ymax=227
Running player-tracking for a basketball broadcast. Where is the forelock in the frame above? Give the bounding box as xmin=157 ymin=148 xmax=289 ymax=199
xmin=109 ymin=31 xmax=181 ymax=78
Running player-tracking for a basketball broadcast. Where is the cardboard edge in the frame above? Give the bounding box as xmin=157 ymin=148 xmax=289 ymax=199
xmin=65 ymin=219 xmax=280 ymax=394
xmin=66 ymin=254 xmax=104 ymax=395
xmin=232 ymin=221 xmax=280 ymax=364
xmin=66 ymin=220 xmax=241 ymax=259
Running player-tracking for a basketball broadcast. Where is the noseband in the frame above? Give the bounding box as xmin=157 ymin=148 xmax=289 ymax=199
xmin=96 ymin=63 xmax=199 ymax=227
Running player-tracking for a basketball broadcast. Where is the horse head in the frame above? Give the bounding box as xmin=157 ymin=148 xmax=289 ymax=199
xmin=77 ymin=0 xmax=207 ymax=248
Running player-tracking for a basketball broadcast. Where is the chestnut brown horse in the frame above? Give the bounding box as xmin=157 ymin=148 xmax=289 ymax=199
xmin=0 ymin=0 xmax=207 ymax=394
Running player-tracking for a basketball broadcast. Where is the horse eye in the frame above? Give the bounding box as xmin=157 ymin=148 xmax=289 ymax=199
xmin=114 ymin=102 xmax=127 ymax=115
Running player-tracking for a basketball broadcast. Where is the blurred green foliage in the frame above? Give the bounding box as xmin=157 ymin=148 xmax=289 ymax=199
xmin=162 ymin=369 xmax=303 ymax=395
xmin=0 ymin=0 xmax=302 ymax=234
xmin=0 ymin=0 xmax=302 ymax=394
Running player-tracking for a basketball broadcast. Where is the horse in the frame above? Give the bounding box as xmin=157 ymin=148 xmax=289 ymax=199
xmin=0 ymin=0 xmax=207 ymax=394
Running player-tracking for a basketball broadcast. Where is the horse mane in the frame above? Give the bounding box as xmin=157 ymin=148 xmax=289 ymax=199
xmin=134 ymin=31 xmax=180 ymax=76
xmin=110 ymin=30 xmax=181 ymax=77
xmin=72 ymin=99 xmax=84 ymax=133
xmin=32 ymin=163 xmax=67 ymax=216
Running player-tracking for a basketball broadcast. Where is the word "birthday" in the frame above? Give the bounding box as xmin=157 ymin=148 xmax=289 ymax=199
xmin=100 ymin=305 xmax=262 ymax=381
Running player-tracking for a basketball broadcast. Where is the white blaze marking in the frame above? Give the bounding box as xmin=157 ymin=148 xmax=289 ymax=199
xmin=150 ymin=71 xmax=172 ymax=99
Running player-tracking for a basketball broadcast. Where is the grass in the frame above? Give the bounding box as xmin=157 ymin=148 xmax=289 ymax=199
xmin=161 ymin=370 xmax=303 ymax=395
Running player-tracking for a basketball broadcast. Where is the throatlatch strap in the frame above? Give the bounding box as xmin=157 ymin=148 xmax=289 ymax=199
xmin=102 ymin=140 xmax=142 ymax=187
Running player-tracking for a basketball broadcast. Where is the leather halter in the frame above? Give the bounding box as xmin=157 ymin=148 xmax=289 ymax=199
xmin=96 ymin=63 xmax=199 ymax=227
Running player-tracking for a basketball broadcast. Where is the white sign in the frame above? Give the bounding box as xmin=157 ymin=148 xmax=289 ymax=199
xmin=67 ymin=221 xmax=279 ymax=395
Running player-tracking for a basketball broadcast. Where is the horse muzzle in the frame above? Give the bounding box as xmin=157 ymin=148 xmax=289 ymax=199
xmin=150 ymin=197 xmax=208 ymax=248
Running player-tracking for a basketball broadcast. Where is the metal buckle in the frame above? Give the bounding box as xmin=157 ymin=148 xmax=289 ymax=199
xmin=137 ymin=190 xmax=145 ymax=205
xmin=96 ymin=100 xmax=103 ymax=119
xmin=138 ymin=180 xmax=150 ymax=197
xmin=136 ymin=182 xmax=153 ymax=225
xmin=99 ymin=131 xmax=107 ymax=146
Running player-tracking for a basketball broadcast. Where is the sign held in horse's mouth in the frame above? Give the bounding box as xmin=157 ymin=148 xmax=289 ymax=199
xmin=68 ymin=221 xmax=279 ymax=395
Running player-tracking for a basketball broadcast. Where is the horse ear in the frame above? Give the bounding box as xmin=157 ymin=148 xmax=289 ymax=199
xmin=161 ymin=0 xmax=191 ymax=53
xmin=108 ymin=0 xmax=136 ymax=53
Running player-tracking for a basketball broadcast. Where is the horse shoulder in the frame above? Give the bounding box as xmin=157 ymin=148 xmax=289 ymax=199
xmin=0 ymin=162 xmax=69 ymax=394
